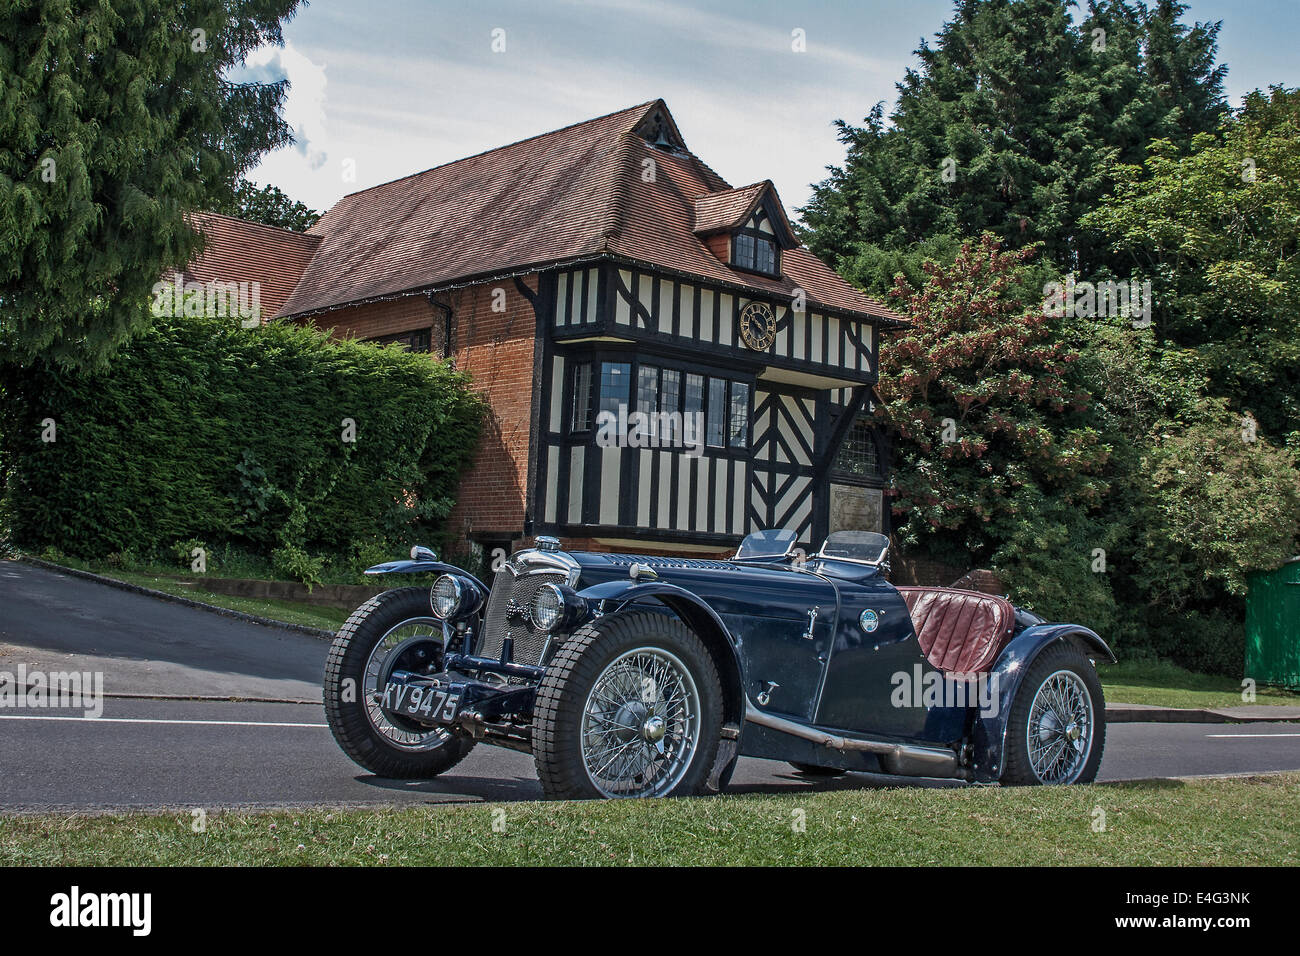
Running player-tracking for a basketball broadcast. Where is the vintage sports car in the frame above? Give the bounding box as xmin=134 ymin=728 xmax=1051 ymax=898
xmin=323 ymin=530 xmax=1112 ymax=798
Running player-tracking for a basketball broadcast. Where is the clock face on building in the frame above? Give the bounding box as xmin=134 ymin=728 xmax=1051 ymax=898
xmin=739 ymin=302 xmax=776 ymax=351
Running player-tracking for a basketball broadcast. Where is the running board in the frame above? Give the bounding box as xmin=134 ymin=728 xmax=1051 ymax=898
xmin=744 ymin=706 xmax=968 ymax=780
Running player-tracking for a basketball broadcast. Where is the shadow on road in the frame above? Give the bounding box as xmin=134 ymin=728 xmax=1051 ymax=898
xmin=352 ymin=764 xmax=968 ymax=804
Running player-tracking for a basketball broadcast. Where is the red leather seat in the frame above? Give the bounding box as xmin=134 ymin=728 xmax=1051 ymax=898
xmin=897 ymin=587 xmax=1016 ymax=675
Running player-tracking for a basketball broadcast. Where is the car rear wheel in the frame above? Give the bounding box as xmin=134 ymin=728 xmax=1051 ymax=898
xmin=1001 ymin=642 xmax=1105 ymax=786
xmin=323 ymin=587 xmax=475 ymax=778
xmin=532 ymin=611 xmax=724 ymax=799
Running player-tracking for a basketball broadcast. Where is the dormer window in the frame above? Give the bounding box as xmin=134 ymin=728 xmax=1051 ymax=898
xmin=733 ymin=230 xmax=778 ymax=276
xmin=693 ymin=181 xmax=797 ymax=280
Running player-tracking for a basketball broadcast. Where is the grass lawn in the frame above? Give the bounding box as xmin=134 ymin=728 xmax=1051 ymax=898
xmin=1 ymin=774 xmax=1296 ymax=866
xmin=1098 ymin=659 xmax=1300 ymax=710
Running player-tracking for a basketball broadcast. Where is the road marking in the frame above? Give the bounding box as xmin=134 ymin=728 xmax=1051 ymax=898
xmin=0 ymin=715 xmax=326 ymax=728
xmin=1205 ymin=732 xmax=1300 ymax=738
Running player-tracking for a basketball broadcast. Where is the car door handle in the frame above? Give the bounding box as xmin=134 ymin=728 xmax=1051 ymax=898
xmin=801 ymin=606 xmax=819 ymax=640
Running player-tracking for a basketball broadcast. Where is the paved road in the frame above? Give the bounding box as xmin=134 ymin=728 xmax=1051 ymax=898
xmin=2 ymin=697 xmax=1299 ymax=811
xmin=2 ymin=560 xmax=1297 ymax=811
xmin=0 ymin=560 xmax=324 ymax=701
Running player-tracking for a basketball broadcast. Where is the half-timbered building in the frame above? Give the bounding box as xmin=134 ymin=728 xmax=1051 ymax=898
xmin=207 ymin=100 xmax=908 ymax=557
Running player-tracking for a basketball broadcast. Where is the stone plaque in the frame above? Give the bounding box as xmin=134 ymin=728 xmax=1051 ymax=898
xmin=828 ymin=483 xmax=882 ymax=534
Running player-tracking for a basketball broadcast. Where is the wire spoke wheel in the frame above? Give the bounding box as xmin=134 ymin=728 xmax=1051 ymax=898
xmin=361 ymin=617 xmax=450 ymax=751
xmin=1026 ymin=669 xmax=1094 ymax=784
xmin=325 ymin=588 xmax=475 ymax=779
xmin=579 ymin=647 xmax=700 ymax=798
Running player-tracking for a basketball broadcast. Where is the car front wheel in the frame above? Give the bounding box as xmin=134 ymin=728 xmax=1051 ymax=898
xmin=323 ymin=587 xmax=476 ymax=778
xmin=532 ymin=611 xmax=724 ymax=799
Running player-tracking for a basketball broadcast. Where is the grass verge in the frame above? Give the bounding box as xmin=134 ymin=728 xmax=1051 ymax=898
xmin=32 ymin=558 xmax=348 ymax=632
xmin=1098 ymin=660 xmax=1300 ymax=710
xmin=2 ymin=774 xmax=1296 ymax=866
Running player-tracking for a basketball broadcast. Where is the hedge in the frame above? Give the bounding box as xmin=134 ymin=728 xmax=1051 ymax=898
xmin=0 ymin=314 xmax=484 ymax=575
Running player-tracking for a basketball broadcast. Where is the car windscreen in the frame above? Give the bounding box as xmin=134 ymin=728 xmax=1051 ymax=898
xmin=818 ymin=530 xmax=889 ymax=564
xmin=735 ymin=528 xmax=798 ymax=560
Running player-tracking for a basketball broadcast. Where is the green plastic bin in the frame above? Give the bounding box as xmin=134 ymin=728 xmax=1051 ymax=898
xmin=1245 ymin=557 xmax=1300 ymax=690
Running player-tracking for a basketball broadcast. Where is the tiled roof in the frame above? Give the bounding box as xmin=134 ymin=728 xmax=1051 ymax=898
xmin=181 ymin=213 xmax=320 ymax=320
xmin=275 ymin=100 xmax=905 ymax=324
xmin=692 ymin=183 xmax=769 ymax=234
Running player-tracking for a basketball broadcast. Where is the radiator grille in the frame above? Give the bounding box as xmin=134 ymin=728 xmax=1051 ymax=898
xmin=477 ymin=564 xmax=566 ymax=667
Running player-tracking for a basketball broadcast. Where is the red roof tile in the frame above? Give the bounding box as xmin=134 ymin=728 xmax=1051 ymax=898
xmin=275 ymin=100 xmax=905 ymax=325
xmin=182 ymin=213 xmax=320 ymax=320
xmin=692 ymin=183 xmax=769 ymax=234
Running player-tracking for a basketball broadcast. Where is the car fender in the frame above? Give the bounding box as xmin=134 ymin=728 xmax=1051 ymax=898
xmin=364 ymin=558 xmax=486 ymax=592
xmin=971 ymin=624 xmax=1115 ymax=783
xmin=576 ymin=579 xmax=746 ymax=728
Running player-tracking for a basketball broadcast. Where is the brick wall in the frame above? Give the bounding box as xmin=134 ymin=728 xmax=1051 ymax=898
xmin=891 ymin=550 xmax=1004 ymax=594
xmin=310 ymin=295 xmax=443 ymax=344
xmin=301 ymin=277 xmax=539 ymax=549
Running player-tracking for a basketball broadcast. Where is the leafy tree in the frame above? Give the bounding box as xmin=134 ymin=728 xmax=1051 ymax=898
xmin=1068 ymin=318 xmax=1298 ymax=671
xmin=877 ymin=235 xmax=1110 ymax=564
xmin=1136 ymin=397 xmax=1300 ymax=602
xmin=801 ymin=0 xmax=1288 ymax=674
xmin=215 ymin=179 xmax=320 ymax=232
xmin=800 ymin=0 xmax=1228 ymax=285
xmin=0 ymin=1 xmax=303 ymax=369
xmin=1082 ymin=86 xmax=1300 ymax=442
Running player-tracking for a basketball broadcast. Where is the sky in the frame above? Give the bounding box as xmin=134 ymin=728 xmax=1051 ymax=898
xmin=237 ymin=0 xmax=1300 ymax=223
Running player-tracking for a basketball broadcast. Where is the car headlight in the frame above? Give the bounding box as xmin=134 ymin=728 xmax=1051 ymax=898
xmin=431 ymin=574 xmax=463 ymax=619
xmin=531 ymin=583 xmax=564 ymax=632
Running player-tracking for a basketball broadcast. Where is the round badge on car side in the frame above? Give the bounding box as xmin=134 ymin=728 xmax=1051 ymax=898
xmin=859 ymin=609 xmax=879 ymax=633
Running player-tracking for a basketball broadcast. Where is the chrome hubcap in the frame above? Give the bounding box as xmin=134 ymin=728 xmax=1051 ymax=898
xmin=642 ymin=715 xmax=667 ymax=744
xmin=580 ymin=647 xmax=699 ymax=798
xmin=362 ymin=617 xmax=450 ymax=751
xmin=1026 ymin=669 xmax=1094 ymax=784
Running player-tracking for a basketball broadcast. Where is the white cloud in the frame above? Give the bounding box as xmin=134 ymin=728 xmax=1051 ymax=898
xmin=237 ymin=3 xmax=913 ymax=218
xmin=239 ymin=42 xmax=333 ymax=205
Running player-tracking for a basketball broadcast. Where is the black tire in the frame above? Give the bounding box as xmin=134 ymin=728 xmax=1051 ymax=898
xmin=789 ymin=762 xmax=848 ymax=777
xmin=533 ymin=611 xmax=724 ymax=800
xmin=323 ymin=587 xmax=475 ymax=778
xmin=1001 ymin=642 xmax=1106 ymax=786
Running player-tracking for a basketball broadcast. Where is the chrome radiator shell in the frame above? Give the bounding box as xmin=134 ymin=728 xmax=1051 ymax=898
xmin=475 ymin=549 xmax=580 ymax=668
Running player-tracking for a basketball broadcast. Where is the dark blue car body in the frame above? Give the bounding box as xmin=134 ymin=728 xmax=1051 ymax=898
xmin=359 ymin=535 xmax=1114 ymax=786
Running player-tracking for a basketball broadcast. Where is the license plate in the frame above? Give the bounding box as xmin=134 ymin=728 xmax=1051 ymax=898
xmin=383 ymin=681 xmax=462 ymax=724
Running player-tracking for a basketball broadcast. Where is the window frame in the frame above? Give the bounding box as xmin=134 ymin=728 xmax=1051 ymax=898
xmin=830 ymin=412 xmax=888 ymax=486
xmin=559 ymin=347 xmax=753 ymax=458
xmin=369 ymin=326 xmax=434 ymax=353
xmin=597 ymin=360 xmax=632 ymax=423
xmin=730 ymin=206 xmax=782 ymax=277
xmin=730 ymin=227 xmax=780 ymax=277
xmin=570 ymin=361 xmax=595 ymax=432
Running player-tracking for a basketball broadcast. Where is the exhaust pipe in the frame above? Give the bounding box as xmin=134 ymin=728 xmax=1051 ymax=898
xmin=744 ymin=705 xmax=968 ymax=780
